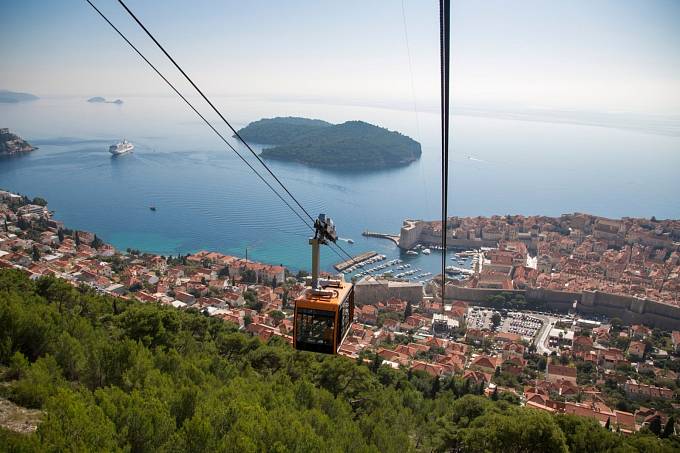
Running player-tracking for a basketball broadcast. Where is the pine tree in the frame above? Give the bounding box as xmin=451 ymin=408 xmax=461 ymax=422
xmin=491 ymin=386 xmax=498 ymax=401
xmin=604 ymin=417 xmax=611 ymax=431
xmin=75 ymin=232 xmax=81 ymax=247
xmin=58 ymin=228 xmax=64 ymax=242
xmin=649 ymin=416 xmax=662 ymax=436
xmin=32 ymin=246 xmax=41 ymax=262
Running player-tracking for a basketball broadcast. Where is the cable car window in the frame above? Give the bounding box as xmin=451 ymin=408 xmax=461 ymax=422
xmin=336 ymin=291 xmax=352 ymax=347
xmin=296 ymin=308 xmax=335 ymax=354
xmin=336 ymin=304 xmax=344 ymax=347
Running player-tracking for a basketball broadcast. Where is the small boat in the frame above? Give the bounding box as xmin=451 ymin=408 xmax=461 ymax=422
xmin=406 ymin=250 xmax=418 ymax=256
xmin=149 ymin=206 xmax=157 ymax=211
xmin=422 ymin=248 xmax=431 ymax=255
xmin=347 ymin=239 xmax=355 ymax=244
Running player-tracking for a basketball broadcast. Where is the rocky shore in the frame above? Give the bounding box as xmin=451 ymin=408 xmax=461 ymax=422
xmin=0 ymin=128 xmax=36 ymax=155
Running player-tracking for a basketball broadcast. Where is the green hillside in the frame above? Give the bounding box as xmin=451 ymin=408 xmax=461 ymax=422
xmin=0 ymin=269 xmax=676 ymax=452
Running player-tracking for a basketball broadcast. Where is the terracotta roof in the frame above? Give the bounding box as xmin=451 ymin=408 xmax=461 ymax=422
xmin=547 ymin=364 xmax=577 ymax=378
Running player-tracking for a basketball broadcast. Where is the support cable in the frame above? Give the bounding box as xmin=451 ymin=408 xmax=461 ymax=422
xmin=86 ymin=0 xmax=372 ymax=269
xmin=117 ymin=0 xmax=317 ymax=227
xmin=439 ymin=0 xmax=450 ymax=297
xmin=84 ymin=0 xmax=315 ymax=236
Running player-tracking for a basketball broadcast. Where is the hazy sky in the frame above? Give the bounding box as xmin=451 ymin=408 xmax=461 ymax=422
xmin=2 ymin=0 xmax=679 ymax=113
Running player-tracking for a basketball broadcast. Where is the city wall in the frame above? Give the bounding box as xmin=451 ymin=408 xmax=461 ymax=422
xmin=416 ymin=232 xmax=497 ymax=249
xmin=399 ymin=220 xmax=497 ymax=250
xmin=444 ymin=284 xmax=680 ymax=330
xmin=355 ymin=281 xmax=423 ymax=306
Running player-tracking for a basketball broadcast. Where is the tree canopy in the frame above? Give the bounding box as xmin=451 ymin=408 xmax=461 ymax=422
xmin=0 ymin=269 xmax=678 ymax=452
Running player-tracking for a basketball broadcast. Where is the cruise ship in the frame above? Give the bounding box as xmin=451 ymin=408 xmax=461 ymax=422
xmin=109 ymin=139 xmax=134 ymax=156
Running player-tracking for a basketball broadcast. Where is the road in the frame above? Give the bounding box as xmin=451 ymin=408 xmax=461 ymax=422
xmin=533 ymin=314 xmax=555 ymax=355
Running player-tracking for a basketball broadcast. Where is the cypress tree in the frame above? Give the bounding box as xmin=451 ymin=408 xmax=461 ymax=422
xmin=404 ymin=301 xmax=413 ymax=319
xmin=662 ymin=416 xmax=675 ymax=438
xmin=649 ymin=416 xmax=662 ymax=436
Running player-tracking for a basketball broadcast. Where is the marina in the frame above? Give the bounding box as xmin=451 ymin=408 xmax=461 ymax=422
xmin=337 ymin=240 xmax=480 ymax=285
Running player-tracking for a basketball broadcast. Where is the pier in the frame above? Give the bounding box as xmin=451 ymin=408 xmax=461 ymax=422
xmin=362 ymin=230 xmax=400 ymax=246
xmin=334 ymin=251 xmax=378 ymax=272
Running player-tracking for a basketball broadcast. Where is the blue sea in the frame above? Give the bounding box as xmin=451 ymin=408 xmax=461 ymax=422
xmin=1 ymin=96 xmax=679 ymax=274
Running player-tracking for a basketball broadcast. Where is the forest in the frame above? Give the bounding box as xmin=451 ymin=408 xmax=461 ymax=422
xmin=237 ymin=117 xmax=422 ymax=169
xmin=0 ymin=268 xmax=678 ymax=452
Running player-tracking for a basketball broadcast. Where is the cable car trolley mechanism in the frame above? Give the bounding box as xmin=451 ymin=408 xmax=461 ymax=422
xmin=293 ymin=214 xmax=354 ymax=354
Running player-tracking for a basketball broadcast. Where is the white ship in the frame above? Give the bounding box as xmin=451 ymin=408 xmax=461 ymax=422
xmin=422 ymin=248 xmax=431 ymax=255
xmin=109 ymin=139 xmax=134 ymax=156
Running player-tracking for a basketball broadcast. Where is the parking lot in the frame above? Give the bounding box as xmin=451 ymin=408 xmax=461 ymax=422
xmin=500 ymin=312 xmax=543 ymax=341
xmin=466 ymin=308 xmax=545 ymax=342
xmin=467 ymin=308 xmax=495 ymax=330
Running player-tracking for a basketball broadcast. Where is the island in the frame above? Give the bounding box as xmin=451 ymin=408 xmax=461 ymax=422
xmin=236 ymin=117 xmax=421 ymax=169
xmin=0 ymin=128 xmax=36 ymax=155
xmin=87 ymin=96 xmax=123 ymax=104
xmin=0 ymin=89 xmax=39 ymax=103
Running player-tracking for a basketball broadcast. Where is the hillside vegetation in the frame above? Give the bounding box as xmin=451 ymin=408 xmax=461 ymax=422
xmin=237 ymin=117 xmax=422 ymax=169
xmin=0 ymin=269 xmax=677 ymax=452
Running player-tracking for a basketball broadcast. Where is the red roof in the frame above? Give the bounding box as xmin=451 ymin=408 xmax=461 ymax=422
xmin=548 ymin=364 xmax=577 ymax=378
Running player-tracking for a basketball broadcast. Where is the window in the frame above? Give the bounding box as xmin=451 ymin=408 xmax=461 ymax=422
xmin=337 ymin=290 xmax=353 ymax=347
xmin=296 ymin=308 xmax=335 ymax=354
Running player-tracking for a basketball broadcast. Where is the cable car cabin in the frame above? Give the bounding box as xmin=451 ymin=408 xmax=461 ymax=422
xmin=293 ymin=278 xmax=354 ymax=354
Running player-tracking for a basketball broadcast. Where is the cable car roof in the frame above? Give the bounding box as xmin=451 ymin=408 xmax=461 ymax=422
xmin=296 ymin=279 xmax=352 ymax=310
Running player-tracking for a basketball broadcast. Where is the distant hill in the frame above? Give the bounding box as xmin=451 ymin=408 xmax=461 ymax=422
xmin=0 ymin=90 xmax=38 ymax=103
xmin=87 ymin=96 xmax=123 ymax=104
xmin=237 ymin=117 xmax=421 ymax=169
xmin=0 ymin=128 xmax=36 ymax=155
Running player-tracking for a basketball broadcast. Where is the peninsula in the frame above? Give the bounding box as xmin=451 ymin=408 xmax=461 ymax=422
xmin=0 ymin=89 xmax=38 ymax=103
xmin=0 ymin=128 xmax=36 ymax=155
xmin=237 ymin=117 xmax=422 ymax=169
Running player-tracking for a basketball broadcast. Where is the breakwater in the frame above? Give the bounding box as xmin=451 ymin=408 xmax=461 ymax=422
xmin=334 ymin=251 xmax=378 ymax=272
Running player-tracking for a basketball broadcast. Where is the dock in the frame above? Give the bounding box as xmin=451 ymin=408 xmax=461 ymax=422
xmin=334 ymin=251 xmax=378 ymax=272
xmin=362 ymin=230 xmax=400 ymax=246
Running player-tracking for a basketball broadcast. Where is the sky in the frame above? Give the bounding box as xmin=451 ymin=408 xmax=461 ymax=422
xmin=1 ymin=0 xmax=679 ymax=114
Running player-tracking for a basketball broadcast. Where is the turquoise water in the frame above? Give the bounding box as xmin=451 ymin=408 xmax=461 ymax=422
xmin=1 ymin=96 xmax=679 ymax=273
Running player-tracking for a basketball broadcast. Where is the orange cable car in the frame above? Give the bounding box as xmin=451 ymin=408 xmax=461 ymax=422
xmin=293 ymin=214 xmax=354 ymax=354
